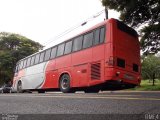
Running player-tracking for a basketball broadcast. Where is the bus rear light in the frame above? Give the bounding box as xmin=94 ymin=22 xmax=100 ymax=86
xmin=118 ymin=79 xmax=122 ymax=82
xmin=116 ymin=71 xmax=120 ymax=76
xmin=108 ymin=57 xmax=115 ymax=66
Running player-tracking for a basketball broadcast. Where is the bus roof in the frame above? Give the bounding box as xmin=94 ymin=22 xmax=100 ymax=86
xmin=17 ymin=18 xmax=137 ymax=63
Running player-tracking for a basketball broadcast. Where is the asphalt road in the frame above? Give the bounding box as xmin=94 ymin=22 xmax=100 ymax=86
xmin=0 ymin=91 xmax=160 ymax=120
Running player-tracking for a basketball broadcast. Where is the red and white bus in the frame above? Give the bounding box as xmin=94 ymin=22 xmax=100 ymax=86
xmin=12 ymin=18 xmax=141 ymax=93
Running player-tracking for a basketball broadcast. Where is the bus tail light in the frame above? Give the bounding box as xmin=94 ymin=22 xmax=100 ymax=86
xmin=116 ymin=71 xmax=120 ymax=76
xmin=107 ymin=56 xmax=115 ymax=66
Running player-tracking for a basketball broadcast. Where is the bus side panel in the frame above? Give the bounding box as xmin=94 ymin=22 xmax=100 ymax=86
xmin=22 ymin=62 xmax=47 ymax=89
xmin=92 ymin=44 xmax=105 ymax=62
xmin=88 ymin=44 xmax=105 ymax=86
xmin=72 ymin=49 xmax=92 ymax=87
xmin=72 ymin=63 xmax=88 ymax=87
xmin=44 ymin=70 xmax=59 ymax=88
xmin=43 ymin=55 xmax=72 ymax=89
xmin=43 ymin=60 xmax=59 ymax=88
xmin=56 ymin=55 xmax=72 ymax=69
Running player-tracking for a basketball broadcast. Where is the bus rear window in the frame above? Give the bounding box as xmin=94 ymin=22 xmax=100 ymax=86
xmin=117 ymin=20 xmax=138 ymax=38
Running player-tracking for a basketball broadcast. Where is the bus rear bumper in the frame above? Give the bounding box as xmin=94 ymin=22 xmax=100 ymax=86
xmin=105 ymin=68 xmax=141 ymax=85
xmin=84 ymin=79 xmax=136 ymax=91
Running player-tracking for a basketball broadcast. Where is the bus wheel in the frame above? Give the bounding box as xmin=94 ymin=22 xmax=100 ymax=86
xmin=17 ymin=81 xmax=23 ymax=93
xmin=60 ymin=74 xmax=73 ymax=93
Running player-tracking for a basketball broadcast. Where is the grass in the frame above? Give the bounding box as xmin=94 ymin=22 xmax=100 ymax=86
xmin=127 ymin=79 xmax=160 ymax=91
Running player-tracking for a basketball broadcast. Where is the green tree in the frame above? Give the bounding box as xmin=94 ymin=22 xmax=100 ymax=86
xmin=0 ymin=32 xmax=43 ymax=84
xmin=0 ymin=52 xmax=13 ymax=84
xmin=142 ymin=55 xmax=160 ymax=86
xmin=102 ymin=0 xmax=160 ymax=55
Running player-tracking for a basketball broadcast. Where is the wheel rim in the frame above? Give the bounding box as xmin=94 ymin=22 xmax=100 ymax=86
xmin=61 ymin=76 xmax=69 ymax=90
xmin=17 ymin=82 xmax=22 ymax=92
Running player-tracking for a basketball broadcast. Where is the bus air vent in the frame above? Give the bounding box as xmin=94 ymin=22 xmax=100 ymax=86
xmin=91 ymin=63 xmax=101 ymax=80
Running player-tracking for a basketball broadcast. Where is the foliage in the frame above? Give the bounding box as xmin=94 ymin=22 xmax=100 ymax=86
xmin=0 ymin=32 xmax=43 ymax=84
xmin=127 ymin=79 xmax=160 ymax=91
xmin=102 ymin=0 xmax=160 ymax=55
xmin=141 ymin=55 xmax=160 ymax=85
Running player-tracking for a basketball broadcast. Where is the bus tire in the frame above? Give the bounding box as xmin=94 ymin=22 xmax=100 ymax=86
xmin=59 ymin=74 xmax=73 ymax=93
xmin=17 ymin=81 xmax=23 ymax=93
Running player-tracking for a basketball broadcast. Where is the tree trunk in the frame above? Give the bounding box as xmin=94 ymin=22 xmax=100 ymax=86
xmin=152 ymin=73 xmax=155 ymax=86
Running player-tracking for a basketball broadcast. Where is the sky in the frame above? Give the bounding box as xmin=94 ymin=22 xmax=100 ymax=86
xmin=0 ymin=0 xmax=120 ymax=48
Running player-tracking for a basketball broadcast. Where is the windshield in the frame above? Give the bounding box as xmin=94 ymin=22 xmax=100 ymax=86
xmin=117 ymin=20 xmax=138 ymax=38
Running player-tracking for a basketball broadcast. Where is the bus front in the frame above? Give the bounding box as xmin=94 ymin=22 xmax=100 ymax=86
xmin=106 ymin=19 xmax=141 ymax=88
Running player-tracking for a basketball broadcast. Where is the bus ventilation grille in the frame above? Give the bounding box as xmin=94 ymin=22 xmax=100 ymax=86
xmin=91 ymin=63 xmax=101 ymax=80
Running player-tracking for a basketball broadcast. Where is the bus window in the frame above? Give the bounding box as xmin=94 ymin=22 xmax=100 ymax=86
xmin=117 ymin=20 xmax=138 ymax=38
xmin=15 ymin=65 xmax=18 ymax=73
xmin=73 ymin=36 xmax=83 ymax=52
xmin=50 ymin=47 xmax=57 ymax=59
xmin=23 ymin=59 xmax=27 ymax=68
xmin=34 ymin=54 xmax=40 ymax=64
xmin=18 ymin=63 xmax=21 ymax=70
xmin=57 ymin=43 xmax=65 ymax=57
xmin=26 ymin=57 xmax=31 ymax=67
xmin=94 ymin=29 xmax=100 ymax=45
xmin=44 ymin=48 xmax=51 ymax=61
xmin=39 ymin=52 xmax=45 ymax=63
xmin=19 ymin=61 xmax=24 ymax=69
xmin=83 ymin=32 xmax=93 ymax=49
xmin=64 ymin=41 xmax=72 ymax=55
xmin=16 ymin=64 xmax=19 ymax=71
xmin=30 ymin=56 xmax=35 ymax=66
xmin=100 ymin=27 xmax=105 ymax=43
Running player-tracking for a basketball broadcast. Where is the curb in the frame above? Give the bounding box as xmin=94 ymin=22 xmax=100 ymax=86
xmin=100 ymin=90 xmax=160 ymax=93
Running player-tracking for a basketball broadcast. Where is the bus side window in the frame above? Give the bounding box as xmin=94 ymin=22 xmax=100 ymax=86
xmin=30 ymin=56 xmax=35 ymax=66
xmin=26 ymin=57 xmax=31 ymax=67
xmin=34 ymin=54 xmax=40 ymax=64
xmin=44 ymin=48 xmax=51 ymax=61
xmin=39 ymin=52 xmax=45 ymax=63
xmin=57 ymin=43 xmax=65 ymax=57
xmin=17 ymin=63 xmax=20 ymax=71
xmin=94 ymin=29 xmax=100 ymax=45
xmin=15 ymin=65 xmax=18 ymax=73
xmin=64 ymin=40 xmax=72 ymax=55
xmin=19 ymin=61 xmax=24 ymax=70
xmin=83 ymin=32 xmax=93 ymax=49
xmin=100 ymin=27 xmax=105 ymax=43
xmin=50 ymin=47 xmax=57 ymax=59
xmin=73 ymin=36 xmax=83 ymax=52
xmin=23 ymin=59 xmax=27 ymax=68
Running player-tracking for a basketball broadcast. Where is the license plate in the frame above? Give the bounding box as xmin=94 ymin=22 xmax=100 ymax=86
xmin=124 ymin=74 xmax=134 ymax=80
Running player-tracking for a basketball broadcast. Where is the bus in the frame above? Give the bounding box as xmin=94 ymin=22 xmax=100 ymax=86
xmin=12 ymin=18 xmax=141 ymax=93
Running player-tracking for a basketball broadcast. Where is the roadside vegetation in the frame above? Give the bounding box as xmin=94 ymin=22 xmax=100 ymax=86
xmin=0 ymin=32 xmax=43 ymax=85
xmin=127 ymin=55 xmax=160 ymax=91
xmin=128 ymin=80 xmax=160 ymax=91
